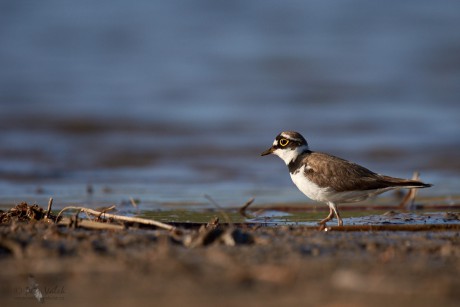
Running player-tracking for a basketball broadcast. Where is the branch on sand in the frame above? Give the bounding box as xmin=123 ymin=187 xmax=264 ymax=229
xmin=56 ymin=206 xmax=176 ymax=231
xmin=238 ymin=197 xmax=255 ymax=218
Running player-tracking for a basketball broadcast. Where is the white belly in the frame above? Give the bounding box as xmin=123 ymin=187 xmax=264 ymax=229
xmin=290 ymin=168 xmax=332 ymax=202
xmin=289 ymin=166 xmax=388 ymax=204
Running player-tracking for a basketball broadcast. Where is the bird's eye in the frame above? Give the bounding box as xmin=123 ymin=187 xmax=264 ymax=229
xmin=279 ymin=138 xmax=289 ymax=147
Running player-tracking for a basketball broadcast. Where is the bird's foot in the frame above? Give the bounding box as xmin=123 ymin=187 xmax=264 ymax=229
xmin=318 ymin=218 xmax=343 ymax=229
xmin=319 ymin=217 xmax=332 ymax=225
xmin=337 ymin=218 xmax=343 ymax=227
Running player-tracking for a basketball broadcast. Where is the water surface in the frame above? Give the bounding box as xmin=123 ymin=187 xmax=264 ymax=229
xmin=1 ymin=1 xmax=459 ymax=209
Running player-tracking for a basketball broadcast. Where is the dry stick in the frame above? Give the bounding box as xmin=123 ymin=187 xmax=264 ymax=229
xmin=129 ymin=197 xmax=139 ymax=208
xmin=45 ymin=197 xmax=53 ymax=218
xmin=72 ymin=209 xmax=81 ymax=229
xmin=58 ymin=218 xmax=125 ymax=230
xmin=204 ymin=194 xmax=233 ymax=225
xmin=84 ymin=205 xmax=116 ymax=221
xmin=99 ymin=205 xmax=116 ymax=214
xmin=398 ymin=171 xmax=420 ymax=210
xmin=238 ymin=197 xmax=255 ymax=218
xmin=55 ymin=206 xmax=175 ymax=231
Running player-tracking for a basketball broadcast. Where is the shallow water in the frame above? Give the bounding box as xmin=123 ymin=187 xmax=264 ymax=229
xmin=1 ymin=1 xmax=459 ymax=209
xmin=123 ymin=206 xmax=460 ymax=227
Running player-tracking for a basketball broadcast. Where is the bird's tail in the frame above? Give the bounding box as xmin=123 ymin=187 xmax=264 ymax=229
xmin=381 ymin=176 xmax=433 ymax=189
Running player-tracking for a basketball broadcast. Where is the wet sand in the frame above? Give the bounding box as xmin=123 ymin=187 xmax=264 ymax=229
xmin=1 ymin=204 xmax=460 ymax=307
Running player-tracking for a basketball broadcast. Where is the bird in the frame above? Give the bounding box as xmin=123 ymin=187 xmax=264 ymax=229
xmin=261 ymin=131 xmax=432 ymax=226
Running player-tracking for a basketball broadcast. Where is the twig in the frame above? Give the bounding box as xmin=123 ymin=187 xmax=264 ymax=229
xmin=398 ymin=172 xmax=420 ymax=209
xmin=129 ymin=197 xmax=139 ymax=208
xmin=58 ymin=217 xmax=125 ymax=230
xmin=99 ymin=205 xmax=116 ymax=214
xmin=238 ymin=197 xmax=255 ymax=218
xmin=89 ymin=205 xmax=116 ymax=221
xmin=55 ymin=206 xmax=175 ymax=231
xmin=46 ymin=197 xmax=53 ymax=219
xmin=72 ymin=210 xmax=81 ymax=229
xmin=204 ymin=194 xmax=233 ymax=225
xmin=205 ymin=216 xmax=219 ymax=229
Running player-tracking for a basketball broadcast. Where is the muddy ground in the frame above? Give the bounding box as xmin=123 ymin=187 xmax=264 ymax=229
xmin=1 ymin=204 xmax=460 ymax=307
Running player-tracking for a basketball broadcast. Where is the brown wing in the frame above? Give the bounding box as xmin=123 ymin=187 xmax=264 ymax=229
xmin=303 ymin=152 xmax=398 ymax=192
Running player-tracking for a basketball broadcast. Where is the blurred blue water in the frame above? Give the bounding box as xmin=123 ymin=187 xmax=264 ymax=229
xmin=0 ymin=1 xmax=459 ymax=208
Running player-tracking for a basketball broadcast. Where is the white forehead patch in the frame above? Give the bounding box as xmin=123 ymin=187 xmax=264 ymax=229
xmin=272 ymin=139 xmax=278 ymax=146
xmin=280 ymin=132 xmax=290 ymax=138
xmin=280 ymin=132 xmax=302 ymax=143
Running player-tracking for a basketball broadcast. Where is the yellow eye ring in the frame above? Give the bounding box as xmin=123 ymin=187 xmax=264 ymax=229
xmin=279 ymin=138 xmax=289 ymax=147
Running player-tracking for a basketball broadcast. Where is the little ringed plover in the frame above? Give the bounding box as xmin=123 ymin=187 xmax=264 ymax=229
xmin=261 ymin=131 xmax=432 ymax=226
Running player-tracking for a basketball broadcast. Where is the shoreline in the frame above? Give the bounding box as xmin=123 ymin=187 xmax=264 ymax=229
xmin=1 ymin=203 xmax=460 ymax=306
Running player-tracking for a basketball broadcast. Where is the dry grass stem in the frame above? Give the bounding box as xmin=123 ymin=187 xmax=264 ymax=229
xmin=58 ymin=217 xmax=125 ymax=230
xmin=56 ymin=206 xmax=175 ymax=231
xmin=238 ymin=197 xmax=255 ymax=218
xmin=204 ymin=194 xmax=233 ymax=225
xmin=45 ymin=197 xmax=53 ymax=218
xmin=129 ymin=197 xmax=139 ymax=208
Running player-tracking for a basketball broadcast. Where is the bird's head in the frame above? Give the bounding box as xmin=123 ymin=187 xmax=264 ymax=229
xmin=261 ymin=131 xmax=309 ymax=164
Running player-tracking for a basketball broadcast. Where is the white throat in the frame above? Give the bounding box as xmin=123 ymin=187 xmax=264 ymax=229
xmin=273 ymin=145 xmax=309 ymax=165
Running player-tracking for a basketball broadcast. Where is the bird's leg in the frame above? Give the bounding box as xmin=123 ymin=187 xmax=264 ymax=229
xmin=318 ymin=206 xmax=334 ymax=225
xmin=329 ymin=202 xmax=343 ymax=226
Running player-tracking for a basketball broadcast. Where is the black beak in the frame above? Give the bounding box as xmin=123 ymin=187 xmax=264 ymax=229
xmin=261 ymin=146 xmax=275 ymax=156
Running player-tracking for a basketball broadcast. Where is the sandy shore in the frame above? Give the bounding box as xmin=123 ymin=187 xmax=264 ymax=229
xmin=1 ymin=207 xmax=459 ymax=307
